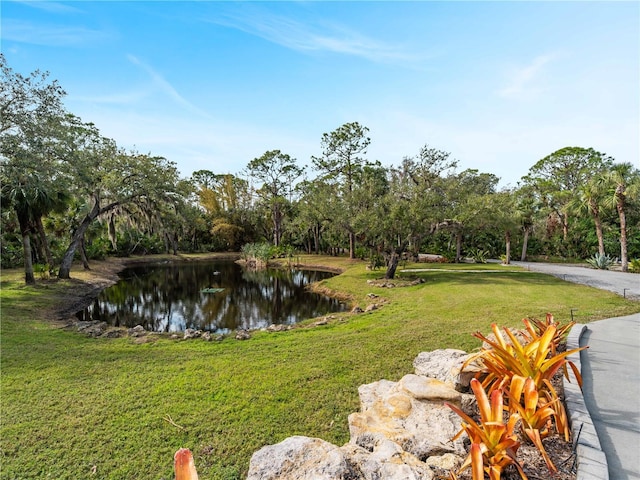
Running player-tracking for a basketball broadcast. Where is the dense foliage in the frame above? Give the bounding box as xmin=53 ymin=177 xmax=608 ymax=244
xmin=2 ymin=56 xmax=639 ymax=280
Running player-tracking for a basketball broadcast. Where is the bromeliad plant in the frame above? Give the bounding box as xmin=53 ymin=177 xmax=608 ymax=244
xmin=174 ymin=449 xmax=199 ymax=480
xmin=521 ymin=313 xmax=574 ymax=356
xmin=449 ymin=316 xmax=586 ymax=478
xmin=446 ymin=378 xmax=526 ymax=480
xmin=463 ymin=319 xmax=585 ymax=440
xmin=507 ymin=375 xmax=558 ymax=472
xmin=521 ymin=313 xmax=583 ymax=388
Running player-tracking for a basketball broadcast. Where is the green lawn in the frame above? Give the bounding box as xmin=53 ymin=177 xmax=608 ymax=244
xmin=2 ymin=256 xmax=638 ymax=479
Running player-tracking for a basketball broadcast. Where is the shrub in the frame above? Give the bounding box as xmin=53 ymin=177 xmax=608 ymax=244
xmin=368 ymin=253 xmax=384 ymax=270
xmin=585 ymin=253 xmax=616 ymax=270
xmin=34 ymin=263 xmax=50 ymax=280
xmin=629 ymin=258 xmax=640 ymax=273
xmin=468 ymin=248 xmax=489 ymax=264
xmin=240 ymin=242 xmax=273 ymax=268
xmin=85 ymin=237 xmax=111 ymax=260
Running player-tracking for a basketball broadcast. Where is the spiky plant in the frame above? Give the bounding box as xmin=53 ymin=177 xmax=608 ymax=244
xmin=446 ymin=379 xmax=526 ymax=480
xmin=585 ymin=253 xmax=616 ymax=270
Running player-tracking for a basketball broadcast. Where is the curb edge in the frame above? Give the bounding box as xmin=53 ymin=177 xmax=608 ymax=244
xmin=564 ymin=323 xmax=609 ymax=480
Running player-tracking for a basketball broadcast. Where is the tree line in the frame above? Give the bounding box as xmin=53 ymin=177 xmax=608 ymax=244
xmin=2 ymin=55 xmax=639 ymax=284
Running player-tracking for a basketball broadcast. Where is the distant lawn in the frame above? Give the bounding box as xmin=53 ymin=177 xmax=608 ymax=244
xmin=2 ymin=255 xmax=638 ymax=479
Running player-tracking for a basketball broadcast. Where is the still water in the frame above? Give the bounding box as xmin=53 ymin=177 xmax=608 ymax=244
xmin=78 ymin=260 xmax=347 ymax=333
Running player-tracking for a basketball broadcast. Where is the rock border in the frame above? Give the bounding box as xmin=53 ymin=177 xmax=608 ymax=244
xmin=563 ymin=323 xmax=609 ymax=480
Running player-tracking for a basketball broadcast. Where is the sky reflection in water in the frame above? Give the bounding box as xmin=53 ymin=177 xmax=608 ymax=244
xmin=79 ymin=260 xmax=346 ymax=333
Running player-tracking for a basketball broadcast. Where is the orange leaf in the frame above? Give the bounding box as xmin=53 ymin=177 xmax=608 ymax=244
xmin=174 ymin=448 xmax=199 ymax=480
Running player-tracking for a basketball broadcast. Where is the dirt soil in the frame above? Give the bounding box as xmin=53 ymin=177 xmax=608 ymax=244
xmin=51 ymin=258 xmax=126 ymax=321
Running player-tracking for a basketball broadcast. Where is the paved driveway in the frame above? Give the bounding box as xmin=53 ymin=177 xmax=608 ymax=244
xmin=512 ymin=262 xmax=640 ymax=300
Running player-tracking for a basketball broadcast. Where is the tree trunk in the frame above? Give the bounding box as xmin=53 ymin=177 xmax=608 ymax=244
xmin=172 ymin=233 xmax=178 ymax=255
xmin=80 ymin=236 xmax=91 ymax=270
xmin=520 ymin=227 xmax=530 ymax=262
xmin=273 ymin=203 xmax=282 ymax=247
xmin=349 ymin=231 xmax=355 ymax=259
xmin=455 ymin=231 xmax=462 ymax=263
xmin=616 ymin=190 xmax=628 ymax=272
xmin=385 ymin=251 xmax=399 ymax=279
xmin=504 ymin=230 xmax=511 ymax=265
xmin=594 ymin=214 xmax=605 ymax=256
xmin=17 ymin=210 xmax=35 ymax=284
xmin=164 ymin=233 xmax=170 ymax=254
xmin=108 ymin=214 xmax=117 ymax=250
xmin=313 ymin=224 xmax=320 ymax=254
xmin=58 ymin=200 xmax=101 ymax=279
xmin=34 ymin=214 xmax=55 ymax=268
xmin=31 ymin=226 xmax=45 ymax=264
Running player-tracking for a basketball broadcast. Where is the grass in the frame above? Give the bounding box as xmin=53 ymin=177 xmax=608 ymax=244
xmin=2 ymin=255 xmax=639 ymax=479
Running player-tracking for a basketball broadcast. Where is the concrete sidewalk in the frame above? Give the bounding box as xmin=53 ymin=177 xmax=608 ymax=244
xmin=580 ymin=313 xmax=640 ymax=479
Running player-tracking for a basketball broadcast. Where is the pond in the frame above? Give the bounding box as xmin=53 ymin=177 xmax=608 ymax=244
xmin=76 ymin=259 xmax=347 ymax=333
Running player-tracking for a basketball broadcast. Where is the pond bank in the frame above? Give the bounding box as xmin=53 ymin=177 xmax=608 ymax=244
xmin=49 ymin=253 xmax=241 ymax=323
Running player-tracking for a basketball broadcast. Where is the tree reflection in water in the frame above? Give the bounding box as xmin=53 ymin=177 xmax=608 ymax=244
xmin=77 ymin=260 xmax=346 ymax=333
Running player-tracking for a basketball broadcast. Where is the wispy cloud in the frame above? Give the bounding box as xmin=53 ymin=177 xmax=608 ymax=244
xmin=126 ymin=54 xmax=212 ymax=119
xmin=72 ymin=90 xmax=151 ymax=105
xmin=498 ymin=53 xmax=559 ymax=99
xmin=1 ymin=19 xmax=112 ymax=46
xmin=12 ymin=0 xmax=84 ymax=14
xmin=209 ymin=9 xmax=421 ymax=65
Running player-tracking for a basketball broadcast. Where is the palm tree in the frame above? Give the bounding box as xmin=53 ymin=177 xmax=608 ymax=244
xmin=572 ymin=178 xmax=608 ymax=256
xmin=600 ymin=163 xmax=640 ymax=272
xmin=0 ymin=170 xmax=56 ymax=284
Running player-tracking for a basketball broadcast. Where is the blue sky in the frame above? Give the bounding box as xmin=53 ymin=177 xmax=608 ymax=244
xmin=2 ymin=1 xmax=638 ymax=187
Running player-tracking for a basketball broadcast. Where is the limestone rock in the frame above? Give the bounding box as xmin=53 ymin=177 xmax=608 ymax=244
xmin=349 ymin=375 xmax=466 ymax=460
xmin=425 ymin=452 xmax=462 ymax=470
xmin=128 ymin=324 xmax=146 ymax=337
xmin=351 ymin=306 xmax=364 ymax=314
xmin=235 ymin=329 xmax=251 ymax=340
xmin=341 ymin=434 xmax=434 ymax=480
xmin=78 ymin=321 xmax=108 ymax=337
xmin=267 ymin=323 xmax=287 ymax=332
xmin=247 ymin=436 xmax=356 ymax=480
xmin=245 ymin=348 xmax=478 ymax=479
xmin=398 ymin=374 xmax=462 ymax=402
xmin=364 ymin=304 xmax=378 ymax=312
xmin=183 ymin=328 xmax=201 ymax=339
xmin=201 ymin=331 xmax=212 ymax=341
xmin=460 ymin=393 xmax=477 ymax=416
xmin=413 ymin=349 xmax=482 ymax=390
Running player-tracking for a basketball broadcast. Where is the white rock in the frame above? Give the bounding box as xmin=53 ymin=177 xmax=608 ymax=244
xmin=349 ymin=377 xmax=466 ymax=460
xmin=247 ymin=436 xmax=356 ymax=480
xmin=425 ymin=452 xmax=463 ymax=470
xmin=342 ymin=434 xmax=434 ymax=480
